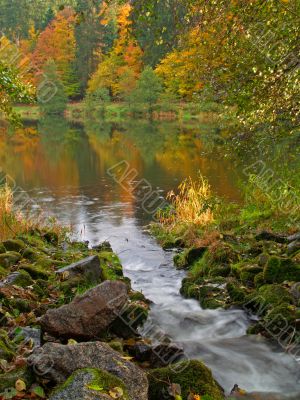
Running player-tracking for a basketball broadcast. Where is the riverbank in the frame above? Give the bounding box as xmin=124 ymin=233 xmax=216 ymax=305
xmin=0 ymin=186 xmax=227 ymax=400
xmin=11 ymin=102 xmax=221 ymax=125
xmin=151 ymin=176 xmax=300 ymax=355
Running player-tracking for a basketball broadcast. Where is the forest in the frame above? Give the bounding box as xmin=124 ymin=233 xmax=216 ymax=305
xmin=0 ymin=1 xmax=299 ymax=400
xmin=0 ymin=0 xmax=298 ymax=132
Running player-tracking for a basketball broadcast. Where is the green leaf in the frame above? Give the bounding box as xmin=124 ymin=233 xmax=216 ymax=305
xmin=86 ymin=383 xmax=104 ymax=391
xmin=32 ymin=386 xmax=46 ymax=398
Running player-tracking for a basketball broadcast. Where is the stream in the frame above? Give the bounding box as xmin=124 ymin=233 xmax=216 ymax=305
xmin=1 ymin=118 xmax=300 ymax=397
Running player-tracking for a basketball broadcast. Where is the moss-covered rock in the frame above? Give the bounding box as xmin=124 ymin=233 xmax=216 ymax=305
xmin=20 ymin=263 xmax=51 ymax=280
xmin=0 ymin=252 xmax=21 ymax=268
xmin=0 ymin=243 xmax=6 ymax=254
xmin=240 ymin=265 xmax=263 ymax=284
xmin=174 ymin=247 xmax=207 ymax=270
xmin=12 ymin=270 xmax=34 ymax=287
xmin=99 ymin=251 xmax=124 ymax=281
xmin=148 ymin=360 xmax=224 ymax=400
xmin=245 ymin=284 xmax=293 ymax=315
xmin=263 ymin=256 xmax=300 ymax=283
xmin=22 ymin=247 xmax=39 ymax=261
xmin=3 ymin=239 xmax=26 ymax=253
xmin=49 ymin=368 xmax=130 ymax=400
xmin=227 ymin=282 xmax=246 ymax=303
xmin=254 ymin=272 xmax=265 ymax=288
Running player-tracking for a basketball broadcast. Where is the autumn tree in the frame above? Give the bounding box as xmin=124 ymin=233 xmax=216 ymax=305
xmin=31 ymin=8 xmax=79 ymax=98
xmin=88 ymin=3 xmax=143 ymax=99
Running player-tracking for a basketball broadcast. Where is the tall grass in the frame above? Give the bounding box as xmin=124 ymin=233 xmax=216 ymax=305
xmin=158 ymin=175 xmax=215 ymax=229
xmin=0 ymin=184 xmax=67 ymax=241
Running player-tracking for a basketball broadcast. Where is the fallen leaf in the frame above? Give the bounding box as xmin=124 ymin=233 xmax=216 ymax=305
xmin=31 ymin=385 xmax=46 ymax=398
xmin=15 ymin=379 xmax=26 ymax=392
xmin=109 ymin=387 xmax=124 ymax=399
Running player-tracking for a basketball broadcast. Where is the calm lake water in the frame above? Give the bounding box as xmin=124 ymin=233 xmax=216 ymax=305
xmin=1 ymin=116 xmax=299 ymax=397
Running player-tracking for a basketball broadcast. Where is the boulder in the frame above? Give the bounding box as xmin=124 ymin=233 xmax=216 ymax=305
xmin=40 ymin=281 xmax=128 ymax=339
xmin=3 ymin=239 xmax=26 ymax=252
xmin=28 ymin=342 xmax=148 ymax=400
xmin=49 ymin=368 xmax=130 ymax=400
xmin=0 ymin=270 xmax=34 ymax=288
xmin=56 ymin=255 xmax=102 ymax=284
xmin=148 ymin=360 xmax=224 ymax=400
xmin=92 ymin=241 xmax=113 ymax=252
xmin=0 ymin=252 xmax=22 ymax=268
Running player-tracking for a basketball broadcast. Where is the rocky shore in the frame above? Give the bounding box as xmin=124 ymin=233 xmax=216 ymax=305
xmin=0 ymin=229 xmax=225 ymax=400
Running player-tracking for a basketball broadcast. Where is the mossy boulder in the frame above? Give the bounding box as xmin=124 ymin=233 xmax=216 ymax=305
xmin=20 ymin=263 xmax=51 ymax=280
xmin=199 ymin=282 xmax=227 ymax=310
xmin=0 ymin=243 xmax=7 ymax=254
xmin=245 ymin=284 xmax=293 ymax=315
xmin=3 ymin=239 xmax=26 ymax=253
xmin=254 ymin=272 xmax=265 ymax=288
xmin=148 ymin=360 xmax=224 ymax=400
xmin=0 ymin=366 xmax=34 ymax=392
xmin=22 ymin=247 xmax=41 ymax=261
xmin=0 ymin=252 xmax=21 ymax=268
xmin=49 ymin=368 xmax=130 ymax=400
xmin=174 ymin=247 xmax=207 ymax=270
xmin=99 ymin=251 xmax=124 ymax=281
xmin=11 ymin=270 xmax=34 ymax=287
xmin=240 ymin=265 xmax=263 ymax=284
xmin=263 ymin=256 xmax=300 ymax=283
xmin=227 ymin=282 xmax=246 ymax=303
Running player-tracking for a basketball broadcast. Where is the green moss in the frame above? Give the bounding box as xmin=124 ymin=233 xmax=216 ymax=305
xmin=3 ymin=239 xmax=26 ymax=253
xmin=108 ymin=341 xmax=123 ymax=353
xmin=148 ymin=360 xmax=224 ymax=400
xmin=0 ymin=252 xmax=21 ymax=268
xmin=254 ymin=272 xmax=265 ymax=287
xmin=0 ymin=243 xmax=7 ymax=254
xmin=43 ymin=231 xmax=59 ymax=245
xmin=264 ymin=303 xmax=295 ymax=330
xmin=245 ymin=284 xmax=293 ymax=315
xmin=129 ymin=291 xmax=148 ymax=303
xmin=0 ymin=330 xmax=15 ymax=361
xmin=52 ymin=368 xmax=129 ymax=399
xmin=22 ymin=247 xmax=40 ymax=261
xmin=174 ymin=247 xmax=206 ymax=270
xmin=240 ymin=266 xmax=263 ymax=284
xmin=13 ymin=270 xmax=34 ymax=287
xmin=99 ymin=251 xmax=124 ymax=281
xmin=263 ymin=256 xmax=300 ymax=283
xmin=227 ymin=283 xmax=246 ymax=303
xmin=0 ymin=265 xmax=6 ymax=278
xmin=20 ymin=263 xmax=51 ymax=280
xmin=199 ymin=285 xmax=226 ymax=310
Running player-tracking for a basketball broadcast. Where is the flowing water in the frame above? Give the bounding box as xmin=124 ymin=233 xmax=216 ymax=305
xmin=1 ymin=116 xmax=299 ymax=397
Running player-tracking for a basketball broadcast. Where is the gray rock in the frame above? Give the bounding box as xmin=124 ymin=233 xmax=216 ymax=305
xmin=287 ymin=232 xmax=300 ymax=243
xmin=56 ymin=255 xmax=102 ymax=284
xmin=28 ymin=342 xmax=148 ymax=400
xmin=40 ymin=280 xmax=128 ymax=339
xmin=288 ymin=240 xmax=300 ymax=255
xmin=15 ymin=327 xmax=41 ymax=349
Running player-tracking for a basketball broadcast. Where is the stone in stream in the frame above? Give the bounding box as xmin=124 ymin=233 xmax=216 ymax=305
xmin=40 ymin=280 xmax=128 ymax=339
xmin=56 ymin=255 xmax=102 ymax=284
xmin=28 ymin=342 xmax=148 ymax=400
